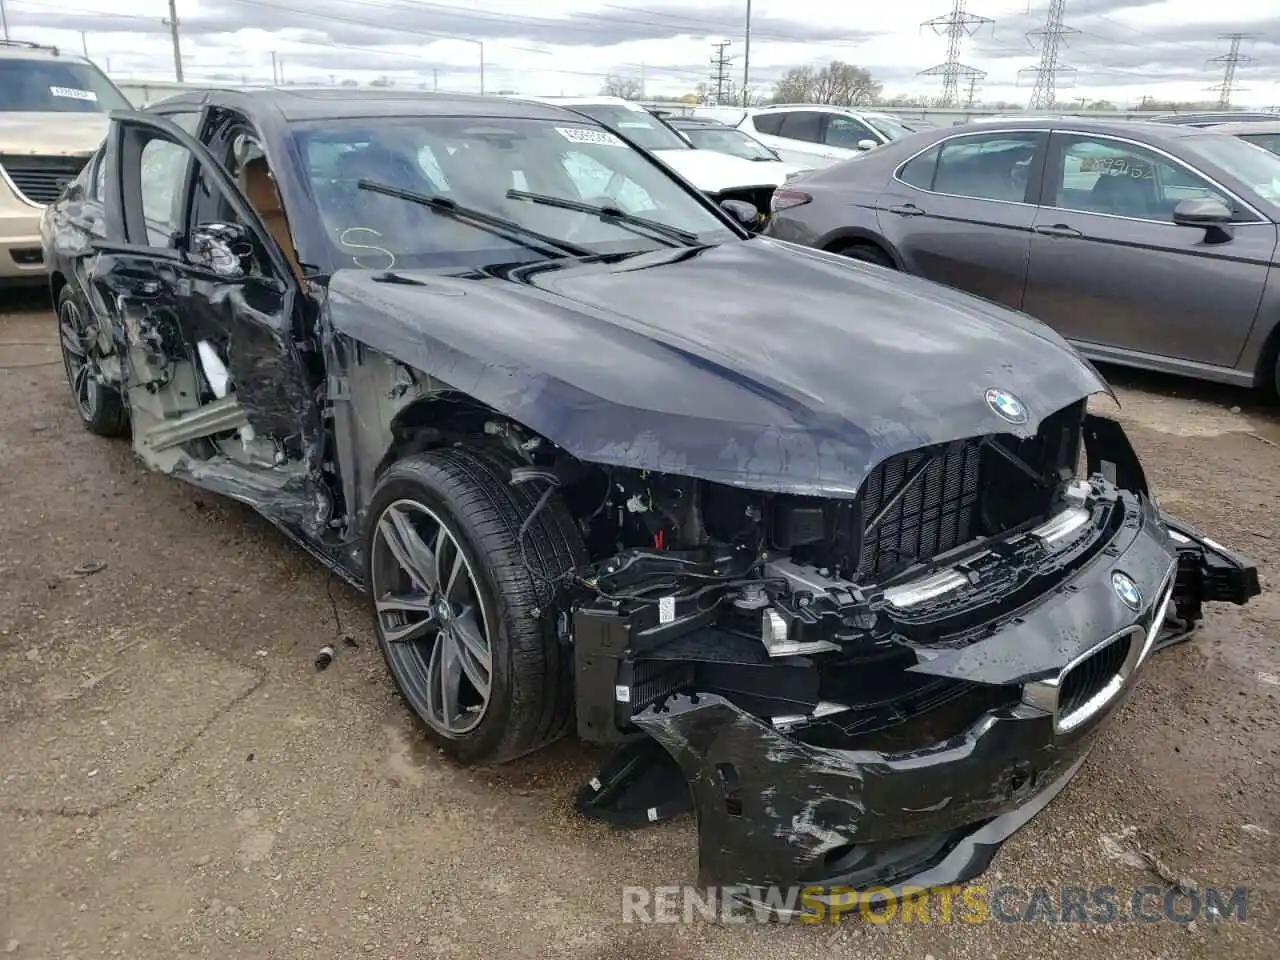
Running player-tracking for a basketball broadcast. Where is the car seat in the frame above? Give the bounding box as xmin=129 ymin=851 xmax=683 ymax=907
xmin=239 ymin=156 xmax=304 ymax=281
xmin=1088 ymin=168 xmax=1157 ymax=219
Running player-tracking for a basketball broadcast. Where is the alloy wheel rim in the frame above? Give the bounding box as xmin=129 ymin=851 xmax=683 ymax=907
xmin=58 ymin=298 xmax=97 ymax=421
xmin=370 ymin=498 xmax=494 ymax=736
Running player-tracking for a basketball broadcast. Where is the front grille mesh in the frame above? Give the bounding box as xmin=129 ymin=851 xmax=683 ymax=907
xmin=1058 ymin=633 xmax=1132 ymax=720
xmin=857 ymin=439 xmax=985 ymax=580
xmin=1 ymin=155 xmax=88 ymax=205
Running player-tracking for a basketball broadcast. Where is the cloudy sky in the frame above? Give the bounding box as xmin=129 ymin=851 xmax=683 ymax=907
xmin=5 ymin=0 xmax=1278 ymax=107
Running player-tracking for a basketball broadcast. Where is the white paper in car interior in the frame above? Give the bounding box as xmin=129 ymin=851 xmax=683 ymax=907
xmin=49 ymin=86 xmax=98 ymax=102
xmin=555 ymin=127 xmax=625 ymax=148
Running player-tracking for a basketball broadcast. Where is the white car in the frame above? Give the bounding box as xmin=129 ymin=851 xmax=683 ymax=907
xmin=664 ymin=117 xmax=812 ymax=182
xmin=523 ymin=96 xmax=791 ymax=215
xmin=691 ymin=104 xmax=918 ymax=169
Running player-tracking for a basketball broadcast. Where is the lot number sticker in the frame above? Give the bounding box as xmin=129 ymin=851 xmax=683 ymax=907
xmin=50 ymin=86 xmax=98 ymax=102
xmin=555 ymin=126 xmax=625 ymax=147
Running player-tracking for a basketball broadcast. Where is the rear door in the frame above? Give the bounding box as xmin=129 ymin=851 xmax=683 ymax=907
xmin=91 ymin=110 xmax=322 ymax=511
xmin=1022 ymin=131 xmax=1275 ymax=368
xmin=748 ymin=111 xmax=848 ymax=167
xmin=874 ymin=129 xmax=1046 ymax=309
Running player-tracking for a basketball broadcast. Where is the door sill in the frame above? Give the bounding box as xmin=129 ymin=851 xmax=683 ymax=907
xmin=1070 ymin=339 xmax=1255 ymax=389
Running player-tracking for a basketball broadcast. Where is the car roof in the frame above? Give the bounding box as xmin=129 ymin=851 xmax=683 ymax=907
xmin=938 ymin=116 xmax=1235 ymax=141
xmin=523 ymin=95 xmax=637 ymax=108
xmin=147 ymin=87 xmax=597 ymax=124
xmin=1147 ymin=111 xmax=1280 ymax=124
xmin=1205 ymin=121 xmax=1280 ymax=135
xmin=0 ymin=39 xmax=91 ymax=63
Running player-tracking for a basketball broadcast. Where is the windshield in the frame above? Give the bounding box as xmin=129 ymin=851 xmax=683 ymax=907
xmin=292 ymin=116 xmax=738 ymax=271
xmin=566 ymin=104 xmax=691 ymax=151
xmin=0 ymin=58 xmax=130 ymax=113
xmin=1180 ymin=132 xmax=1280 ymax=205
xmin=863 ymin=114 xmax=915 ymax=141
xmin=1238 ymin=132 xmax=1280 ymax=157
xmin=680 ymin=126 xmax=778 ymax=161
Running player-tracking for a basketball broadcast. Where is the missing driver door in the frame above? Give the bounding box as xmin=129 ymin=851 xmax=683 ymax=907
xmin=92 ymin=110 xmax=324 ymax=530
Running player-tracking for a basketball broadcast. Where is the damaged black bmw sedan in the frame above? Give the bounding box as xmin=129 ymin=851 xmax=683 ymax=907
xmin=42 ymin=88 xmax=1260 ymax=909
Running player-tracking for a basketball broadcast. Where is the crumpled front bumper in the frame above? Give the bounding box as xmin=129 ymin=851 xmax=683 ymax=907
xmin=632 ymin=489 xmax=1258 ymax=906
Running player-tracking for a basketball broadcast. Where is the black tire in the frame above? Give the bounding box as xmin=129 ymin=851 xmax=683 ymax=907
xmin=834 ymin=242 xmax=896 ymax=269
xmin=365 ymin=445 xmax=587 ymax=765
xmin=57 ymin=285 xmax=128 ymax=437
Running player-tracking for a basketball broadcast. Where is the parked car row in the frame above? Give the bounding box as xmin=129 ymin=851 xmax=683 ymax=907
xmin=38 ymin=84 xmax=1260 ymax=910
xmin=0 ymin=39 xmax=125 ymax=285
xmin=764 ymin=117 xmax=1280 ymax=397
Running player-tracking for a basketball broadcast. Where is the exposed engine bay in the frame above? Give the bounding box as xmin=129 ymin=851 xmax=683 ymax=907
xmin=486 ymin=396 xmax=1090 ymax=744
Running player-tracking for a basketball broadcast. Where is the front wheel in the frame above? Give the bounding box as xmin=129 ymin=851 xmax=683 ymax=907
xmin=364 ymin=446 xmax=587 ymax=764
xmin=833 ymin=242 xmax=896 ymax=269
xmin=57 ymin=285 xmax=128 ymax=437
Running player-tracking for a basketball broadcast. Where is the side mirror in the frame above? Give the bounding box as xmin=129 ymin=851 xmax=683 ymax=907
xmin=719 ymin=198 xmax=760 ymax=229
xmin=187 ymin=221 xmax=255 ymax=279
xmin=856 ymin=139 xmax=878 ymax=152
xmin=1172 ymin=197 xmax=1233 ymax=227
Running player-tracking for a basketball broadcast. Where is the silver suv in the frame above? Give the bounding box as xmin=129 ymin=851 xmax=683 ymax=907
xmin=692 ymin=104 xmax=918 ymax=168
xmin=0 ymin=40 xmax=128 ymax=284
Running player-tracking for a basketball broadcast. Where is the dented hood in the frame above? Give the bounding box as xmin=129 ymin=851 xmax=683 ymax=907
xmin=326 ymin=237 xmax=1108 ymax=496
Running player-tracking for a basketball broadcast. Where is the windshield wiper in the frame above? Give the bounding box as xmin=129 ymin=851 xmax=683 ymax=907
xmin=356 ymin=179 xmax=595 ymax=260
xmin=504 ymin=189 xmax=701 ymax=246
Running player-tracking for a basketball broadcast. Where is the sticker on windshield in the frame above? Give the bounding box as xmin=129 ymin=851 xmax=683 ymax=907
xmin=49 ymin=86 xmax=98 ymax=102
xmin=555 ymin=126 xmax=625 ymax=147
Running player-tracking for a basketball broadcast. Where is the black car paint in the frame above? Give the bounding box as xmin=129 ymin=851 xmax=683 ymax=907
xmin=325 ymin=236 xmax=1108 ymax=503
xmin=40 ymin=89 xmax=1261 ymax=907
xmin=765 ymin=119 xmax=1280 ymax=390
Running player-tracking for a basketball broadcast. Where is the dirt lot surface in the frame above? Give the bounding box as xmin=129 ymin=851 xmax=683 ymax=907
xmin=2 ymin=289 xmax=1278 ymax=959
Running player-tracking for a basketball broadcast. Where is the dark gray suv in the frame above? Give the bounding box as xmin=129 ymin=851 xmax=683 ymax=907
xmin=766 ymin=118 xmax=1280 ymax=396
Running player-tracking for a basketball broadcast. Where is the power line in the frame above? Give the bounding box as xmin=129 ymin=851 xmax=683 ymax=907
xmin=918 ymin=0 xmax=991 ymax=108
xmin=710 ymin=39 xmax=733 ymax=105
xmin=1207 ymin=32 xmax=1255 ymax=108
xmin=1019 ymin=0 xmax=1079 ymax=109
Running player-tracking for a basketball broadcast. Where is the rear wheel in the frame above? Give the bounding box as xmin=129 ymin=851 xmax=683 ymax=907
xmin=57 ymin=285 xmax=128 ymax=437
xmin=365 ymin=446 xmax=586 ymax=764
xmin=832 ymin=241 xmax=896 ymax=269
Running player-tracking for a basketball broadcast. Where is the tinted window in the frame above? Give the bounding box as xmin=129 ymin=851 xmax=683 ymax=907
xmin=680 ymin=127 xmax=777 ymax=161
xmin=1052 ymin=136 xmax=1232 ymax=222
xmin=898 ymin=144 xmax=940 ymax=189
xmin=1239 ymin=133 xmax=1280 ymax=156
xmin=0 ymin=58 xmax=130 ymax=112
xmin=864 ymin=114 xmax=915 ymax=141
xmin=1179 ymin=132 xmax=1280 ymax=205
xmin=777 ymin=112 xmax=824 ymax=143
xmin=752 ymin=113 xmax=784 ymax=135
xmin=824 ymin=116 xmax=875 ymax=148
xmin=932 ymin=133 xmax=1039 ymax=202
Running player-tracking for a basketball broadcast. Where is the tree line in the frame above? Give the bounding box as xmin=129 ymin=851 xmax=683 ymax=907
xmin=601 ymin=62 xmax=1240 ymax=113
xmin=601 ymin=60 xmax=880 ymax=107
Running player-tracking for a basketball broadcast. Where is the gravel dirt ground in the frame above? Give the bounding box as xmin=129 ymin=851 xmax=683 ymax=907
xmin=1 ymin=289 xmax=1277 ymax=960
